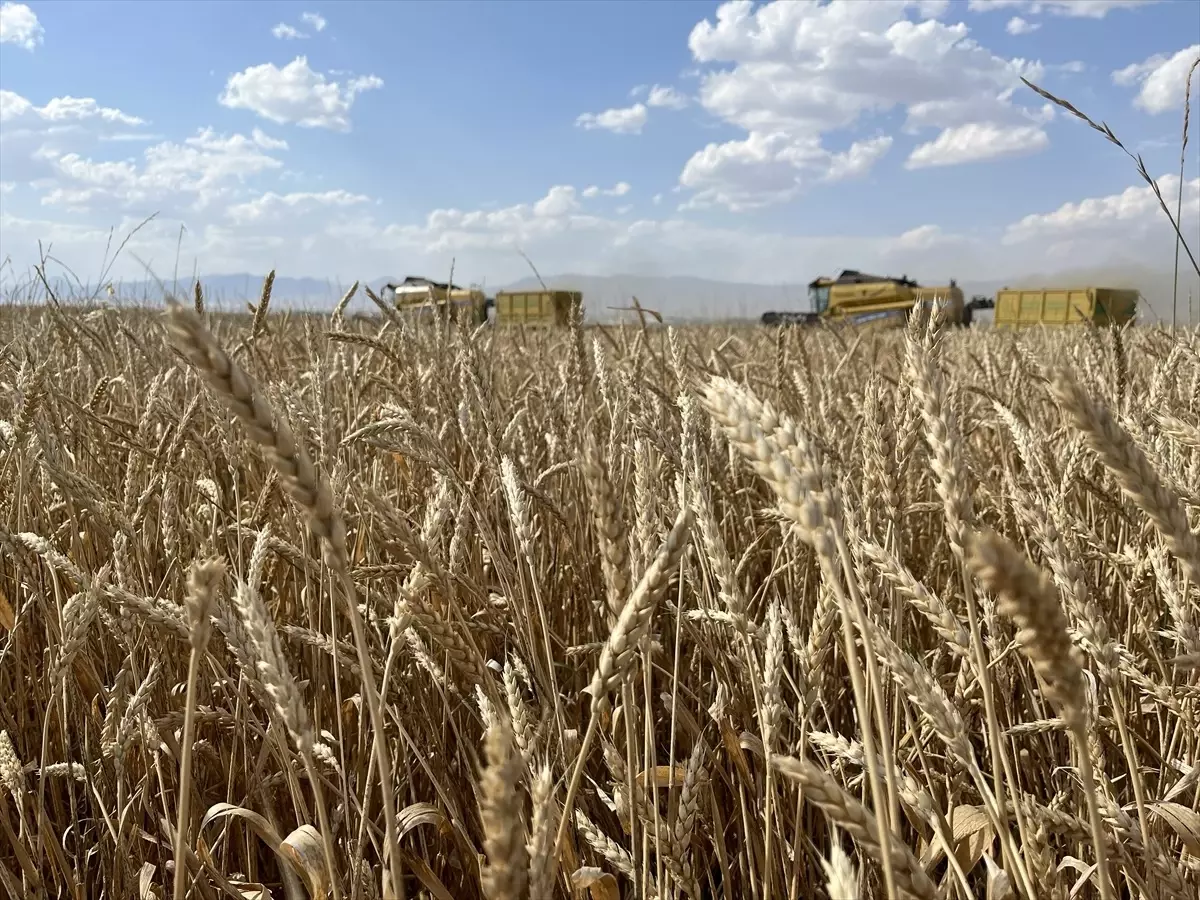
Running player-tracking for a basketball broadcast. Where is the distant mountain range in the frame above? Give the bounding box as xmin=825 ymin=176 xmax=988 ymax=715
xmin=7 ymin=263 xmax=1198 ymax=324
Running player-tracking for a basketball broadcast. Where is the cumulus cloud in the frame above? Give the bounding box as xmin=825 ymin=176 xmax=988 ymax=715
xmin=0 ymin=89 xmax=145 ymax=126
xmin=677 ymin=0 xmax=1053 ymax=210
xmin=582 ymin=182 xmax=632 ymax=198
xmin=37 ymin=127 xmax=289 ymax=212
xmin=680 ymin=130 xmax=896 ymax=211
xmin=967 ymin=0 xmax=1159 ymax=18
xmin=825 ymin=136 xmax=895 ymax=181
xmin=578 ymin=85 xmax=687 ymax=134
xmin=575 ymin=103 xmax=648 ymax=134
xmin=647 ymin=85 xmax=689 ymax=109
xmin=272 ymin=23 xmax=307 ymax=40
xmin=226 ymin=189 xmax=369 ymax=224
xmin=1006 ymin=16 xmax=1039 ymax=34
xmin=368 ymin=176 xmax=1194 ymax=286
xmin=273 ymin=11 xmax=327 ymax=40
xmin=379 ymin=184 xmax=615 ymax=256
xmin=1004 ymin=172 xmax=1199 ymax=246
xmin=906 ymin=122 xmax=1049 ymax=168
xmin=219 ymin=57 xmax=383 ymax=131
xmin=1112 ymin=45 xmax=1200 ymax=114
xmin=0 ymin=2 xmax=42 ymax=50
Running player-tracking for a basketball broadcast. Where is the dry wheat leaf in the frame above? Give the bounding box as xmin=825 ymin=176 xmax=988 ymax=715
xmin=398 ymin=848 xmax=457 ymax=900
xmin=1057 ymin=856 xmax=1098 ymax=899
xmin=396 ymin=801 xmax=451 ymax=839
xmin=739 ymin=731 xmax=765 ymax=760
xmin=229 ymin=883 xmax=274 ymax=900
xmin=634 ymin=764 xmax=707 ymax=789
xmin=0 ymin=587 xmax=15 ymax=631
xmin=982 ymin=852 xmax=1014 ymax=900
xmin=196 ymin=834 xmax=284 ymax=900
xmin=1147 ymin=801 xmax=1200 ymax=855
xmin=571 ymin=866 xmax=620 ymax=900
xmin=139 ymin=863 xmax=160 ymax=900
xmin=280 ymin=825 xmax=331 ymax=899
xmin=199 ymin=804 xmax=314 ymax=898
xmin=919 ymin=804 xmax=995 ymax=875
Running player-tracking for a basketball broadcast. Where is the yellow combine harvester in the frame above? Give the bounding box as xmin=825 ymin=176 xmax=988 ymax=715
xmin=761 ymin=270 xmax=995 ymax=329
xmin=383 ymin=276 xmax=490 ymax=325
xmin=383 ymin=277 xmax=583 ymax=327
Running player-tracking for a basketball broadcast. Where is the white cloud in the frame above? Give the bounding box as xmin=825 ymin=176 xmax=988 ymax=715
xmin=680 ymin=130 xmax=895 ymax=211
xmin=218 ymin=57 xmax=383 ymax=131
xmin=0 ymin=89 xmax=145 ymax=126
xmin=533 ymin=185 xmax=580 ymax=217
xmin=0 ymin=181 xmax=14 ymax=194
xmin=892 ymin=223 xmax=968 ymax=252
xmin=37 ymin=127 xmax=288 ymax=212
xmin=272 ymin=23 xmax=307 ymax=40
xmin=577 ymin=87 xmax=685 ymax=134
xmin=0 ymin=90 xmax=31 ymax=123
xmin=1004 ymin=172 xmax=1199 ymax=246
xmin=1006 ymin=16 xmax=1039 ymax=34
xmin=678 ymin=0 xmax=1052 ymax=210
xmin=1112 ymin=45 xmax=1200 ymax=114
xmin=226 ymin=189 xmax=369 ymax=224
xmin=906 ymin=122 xmax=1049 ymax=168
xmin=575 ymin=103 xmax=648 ymax=134
xmin=647 ymin=85 xmax=689 ymax=110
xmin=967 ymin=0 xmax=1159 ymax=18
xmin=0 ymin=2 xmax=42 ymax=51
xmin=582 ymin=182 xmax=632 ymax=198
xmin=100 ymin=132 xmax=167 ymax=143
xmin=378 ymin=185 xmax=614 ymax=256
xmin=273 ymin=11 xmax=326 ymax=40
xmin=825 ymin=136 xmax=895 ymax=181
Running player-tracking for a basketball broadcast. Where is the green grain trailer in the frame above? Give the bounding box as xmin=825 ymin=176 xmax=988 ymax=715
xmin=992 ymin=287 xmax=1139 ymax=328
xmin=494 ymin=289 xmax=583 ymax=327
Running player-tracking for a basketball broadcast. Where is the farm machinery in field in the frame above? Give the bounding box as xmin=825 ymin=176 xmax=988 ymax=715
xmin=761 ymin=269 xmax=995 ymax=329
xmin=382 ymin=276 xmax=583 ymax=327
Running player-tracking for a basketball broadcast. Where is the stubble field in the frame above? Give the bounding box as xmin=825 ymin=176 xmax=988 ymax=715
xmin=0 ymin=292 xmax=1198 ymax=900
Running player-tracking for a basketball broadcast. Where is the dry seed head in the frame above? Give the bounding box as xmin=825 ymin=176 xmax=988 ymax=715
xmin=184 ymin=557 xmax=225 ymax=651
xmin=526 ymin=763 xmax=558 ymax=900
xmin=771 ymin=754 xmax=937 ymax=900
xmin=163 ymin=300 xmax=349 ymax=574
xmin=232 ymin=571 xmax=313 ymax=755
xmin=478 ymin=713 xmax=528 ymax=900
xmin=967 ymin=529 xmax=1086 ymax=728
xmin=1049 ymin=365 xmax=1200 ymax=585
xmin=587 ymin=506 xmax=693 ymax=705
xmin=821 ymin=827 xmax=861 ymax=900
xmin=0 ymin=731 xmax=23 ymax=799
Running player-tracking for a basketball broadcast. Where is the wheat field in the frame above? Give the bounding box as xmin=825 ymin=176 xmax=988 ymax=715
xmin=0 ymin=287 xmax=1197 ymax=900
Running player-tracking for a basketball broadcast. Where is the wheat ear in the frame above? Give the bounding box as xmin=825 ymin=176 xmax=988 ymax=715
xmin=162 ymin=300 xmax=403 ymax=898
xmin=968 ymin=529 xmax=1115 ymax=900
xmin=173 ymin=558 xmax=224 ymax=900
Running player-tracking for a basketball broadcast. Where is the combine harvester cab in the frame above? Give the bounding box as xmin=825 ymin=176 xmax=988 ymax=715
xmin=384 ymin=276 xmax=490 ymax=326
xmin=761 ymin=270 xmax=975 ymax=329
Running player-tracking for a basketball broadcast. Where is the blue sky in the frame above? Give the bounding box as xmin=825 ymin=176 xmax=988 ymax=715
xmin=1 ymin=0 xmax=1197 ymax=294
